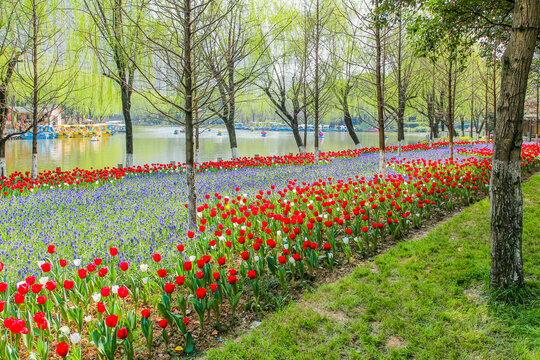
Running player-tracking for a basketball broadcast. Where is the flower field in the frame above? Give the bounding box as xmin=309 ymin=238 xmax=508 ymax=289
xmin=0 ymin=142 xmax=538 ymax=359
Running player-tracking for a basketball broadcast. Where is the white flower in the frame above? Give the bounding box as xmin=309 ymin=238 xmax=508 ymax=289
xmin=197 ymin=212 xmax=203 ymax=218
xmin=142 ymin=277 xmax=148 ymax=284
xmin=73 ymin=259 xmax=81 ymax=267
xmin=254 ymin=256 xmax=260 ymax=262
xmin=70 ymin=332 xmax=81 ymax=344
xmin=91 ymin=293 xmax=101 ymax=302
xmin=277 ymin=231 xmax=281 ymax=237
xmin=84 ymin=315 xmax=92 ymax=323
xmin=111 ymin=285 xmax=119 ymax=294
xmin=37 ymin=261 xmax=45 ymax=267
xmin=289 ymin=257 xmax=295 ymax=263
xmin=59 ymin=326 xmax=71 ymax=336
xmin=342 ymin=237 xmax=349 ymax=245
xmin=39 ymin=277 xmax=49 ymax=285
xmin=139 ymin=264 xmax=148 ymax=272
xmin=329 ymin=253 xmax=334 ymax=259
xmin=283 ymin=243 xmax=289 ymax=250
xmin=241 ymin=226 xmax=246 ymax=230
xmin=16 ymin=281 xmax=25 ymax=288
xmin=189 ymin=255 xmax=196 ymax=262
xmin=219 ymin=236 xmax=225 ymax=241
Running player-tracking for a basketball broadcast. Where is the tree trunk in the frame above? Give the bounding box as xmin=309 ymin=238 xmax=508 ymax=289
xmin=313 ymin=0 xmax=320 ymax=164
xmin=227 ymin=64 xmax=238 ymax=158
xmin=536 ymin=83 xmax=539 ymax=143
xmin=291 ymin=118 xmax=306 ymax=154
xmin=184 ymin=0 xmax=197 ymax=226
xmin=485 ymin=75 xmax=489 ymax=143
xmin=31 ymin=0 xmax=38 ymax=180
xmin=121 ymin=84 xmax=134 ymax=167
xmin=0 ymin=141 xmax=6 ymax=177
xmin=447 ymin=58 xmax=454 ymax=161
xmin=342 ymin=88 xmax=361 ymax=147
xmin=224 ymin=118 xmax=238 ymax=158
xmin=489 ymin=0 xmax=539 ymax=291
xmin=375 ymin=4 xmax=386 ymax=176
xmin=396 ymin=15 xmax=405 ymax=157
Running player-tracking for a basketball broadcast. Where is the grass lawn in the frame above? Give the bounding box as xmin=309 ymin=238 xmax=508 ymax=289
xmin=205 ymin=173 xmax=540 ymax=360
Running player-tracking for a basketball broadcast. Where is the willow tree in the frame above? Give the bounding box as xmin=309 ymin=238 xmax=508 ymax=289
xmin=80 ymin=0 xmax=147 ymax=168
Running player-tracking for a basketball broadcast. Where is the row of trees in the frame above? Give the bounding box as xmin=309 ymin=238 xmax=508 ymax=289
xmin=3 ymin=0 xmax=536 ymax=177
xmin=1 ymin=0 xmax=539 ymax=294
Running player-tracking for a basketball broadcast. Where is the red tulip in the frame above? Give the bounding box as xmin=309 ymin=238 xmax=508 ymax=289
xmin=157 ymin=269 xmax=167 ymax=278
xmin=101 ymin=287 xmax=111 ymax=297
xmin=117 ymin=327 xmax=128 ymax=340
xmin=59 ymin=259 xmax=67 ymax=267
xmin=105 ymin=314 xmax=118 ymax=327
xmin=119 ymin=262 xmax=129 ymax=271
xmin=152 ymin=253 xmax=162 ymax=262
xmin=40 ymin=263 xmax=52 ymax=273
xmin=183 ymin=261 xmax=192 ymax=271
xmin=47 ymin=245 xmax=55 ymax=254
xmin=141 ymin=309 xmax=150 ymax=318
xmin=36 ymin=295 xmax=47 ymax=305
xmin=247 ymin=270 xmax=257 ymax=279
xmin=14 ymin=293 xmax=25 ymax=304
xmin=98 ymin=267 xmax=108 ymax=277
xmin=78 ymin=269 xmax=87 ymax=279
xmin=117 ymin=286 xmax=129 ymax=298
xmin=228 ymin=275 xmax=237 ymax=284
xmin=175 ymin=275 xmax=185 ymax=285
xmin=164 ymin=283 xmax=175 ymax=294
xmin=158 ymin=319 xmax=168 ymax=328
xmin=45 ymin=281 xmax=57 ymax=291
xmin=97 ymin=302 xmax=106 ymax=313
xmin=109 ymin=247 xmax=118 ymax=256
xmin=210 ymin=283 xmax=218 ymax=292
xmin=56 ymin=342 xmax=69 ymax=357
xmin=196 ymin=287 xmax=207 ymax=299
xmin=63 ymin=280 xmax=75 ymax=290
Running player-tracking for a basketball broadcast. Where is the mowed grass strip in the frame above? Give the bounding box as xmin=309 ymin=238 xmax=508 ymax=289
xmin=205 ymin=173 xmax=540 ymax=360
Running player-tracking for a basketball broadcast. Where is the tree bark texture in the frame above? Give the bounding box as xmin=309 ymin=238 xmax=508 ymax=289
xmin=489 ymin=0 xmax=539 ymax=291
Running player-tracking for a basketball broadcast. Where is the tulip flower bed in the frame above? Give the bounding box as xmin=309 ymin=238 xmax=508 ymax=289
xmin=0 ymin=140 xmax=491 ymax=198
xmin=0 ymin=144 xmax=538 ymax=359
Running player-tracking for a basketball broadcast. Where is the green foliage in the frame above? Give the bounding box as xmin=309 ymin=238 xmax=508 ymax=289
xmin=206 ymin=173 xmax=540 ymax=360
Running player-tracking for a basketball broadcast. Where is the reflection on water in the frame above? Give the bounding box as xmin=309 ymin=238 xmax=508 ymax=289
xmin=7 ymin=127 xmax=428 ymax=174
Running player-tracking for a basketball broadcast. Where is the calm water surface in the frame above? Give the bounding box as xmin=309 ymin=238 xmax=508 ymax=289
xmin=6 ymin=126 xmax=428 ymax=174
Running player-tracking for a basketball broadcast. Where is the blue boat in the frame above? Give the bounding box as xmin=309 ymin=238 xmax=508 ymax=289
xmin=19 ymin=125 xmax=57 ymax=140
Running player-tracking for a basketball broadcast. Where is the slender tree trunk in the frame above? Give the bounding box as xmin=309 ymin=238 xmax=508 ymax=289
xmin=492 ymin=59 xmax=497 ymax=129
xmin=447 ymin=58 xmax=454 ymax=161
xmin=343 ymin=100 xmax=361 ymax=147
xmin=396 ymin=14 xmax=405 ymax=157
xmin=120 ymin=84 xmax=133 ymax=167
xmin=536 ymin=83 xmax=540 ymax=143
xmin=291 ymin=117 xmax=305 ymax=154
xmin=489 ymin=0 xmax=539 ymax=291
xmin=227 ymin=64 xmax=238 ymax=158
xmin=375 ymin=5 xmax=386 ymax=176
xmin=184 ymin=0 xmax=197 ymax=226
xmin=195 ymin=115 xmax=200 ymax=164
xmin=0 ymin=141 xmax=6 ymax=177
xmin=485 ymin=73 xmax=489 ymax=143
xmin=31 ymin=0 xmax=38 ymax=180
xmin=313 ymin=0 xmax=320 ymax=164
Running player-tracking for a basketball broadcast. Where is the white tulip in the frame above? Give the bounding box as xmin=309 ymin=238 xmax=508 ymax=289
xmin=111 ymin=285 xmax=119 ymax=294
xmin=73 ymin=259 xmax=81 ymax=267
xmin=343 ymin=237 xmax=349 ymax=245
xmin=84 ymin=316 xmax=92 ymax=323
xmin=59 ymin=326 xmax=71 ymax=335
xmin=37 ymin=261 xmax=45 ymax=267
xmin=139 ymin=264 xmax=148 ymax=272
xmin=70 ymin=332 xmax=81 ymax=344
xmin=142 ymin=277 xmax=148 ymax=284
xmin=254 ymin=256 xmax=260 ymax=262
xmin=189 ymin=255 xmax=196 ymax=262
xmin=39 ymin=277 xmax=49 ymax=285
xmin=91 ymin=293 xmax=101 ymax=302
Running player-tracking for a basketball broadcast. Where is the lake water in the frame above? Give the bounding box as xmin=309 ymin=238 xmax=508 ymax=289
xmin=6 ymin=126 xmax=428 ymax=174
